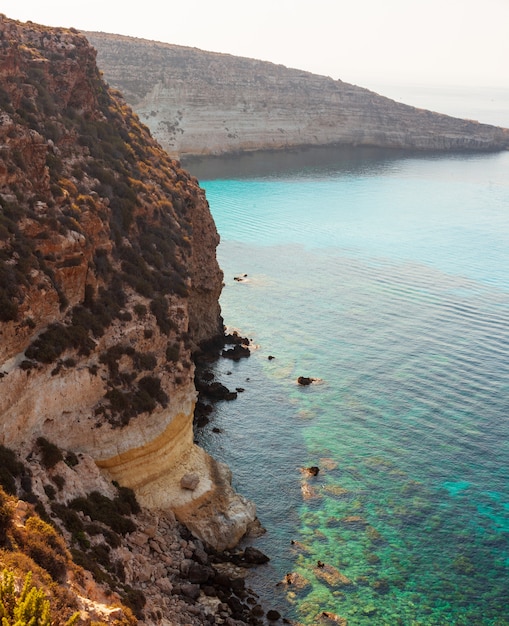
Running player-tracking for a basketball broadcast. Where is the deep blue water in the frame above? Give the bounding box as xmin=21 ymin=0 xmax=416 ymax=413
xmin=190 ymin=146 xmax=509 ymax=625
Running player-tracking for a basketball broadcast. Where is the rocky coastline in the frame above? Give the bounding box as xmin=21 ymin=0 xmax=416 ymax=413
xmin=0 ymin=15 xmax=280 ymax=625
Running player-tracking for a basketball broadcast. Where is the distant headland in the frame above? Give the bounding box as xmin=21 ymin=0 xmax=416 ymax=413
xmin=85 ymin=31 xmax=509 ymax=157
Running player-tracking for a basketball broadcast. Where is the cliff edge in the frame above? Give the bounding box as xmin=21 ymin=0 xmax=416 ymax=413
xmin=85 ymin=31 xmax=509 ymax=157
xmin=0 ymin=13 xmax=256 ymax=563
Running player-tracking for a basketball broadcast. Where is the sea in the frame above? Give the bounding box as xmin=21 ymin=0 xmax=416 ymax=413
xmin=186 ymin=86 xmax=509 ymax=625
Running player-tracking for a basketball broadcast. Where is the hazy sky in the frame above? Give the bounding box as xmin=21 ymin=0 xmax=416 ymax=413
xmin=2 ymin=0 xmax=508 ymax=90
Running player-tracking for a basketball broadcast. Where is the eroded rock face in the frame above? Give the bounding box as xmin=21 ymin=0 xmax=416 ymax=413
xmin=0 ymin=15 xmax=254 ymax=555
xmin=85 ymin=31 xmax=509 ymax=157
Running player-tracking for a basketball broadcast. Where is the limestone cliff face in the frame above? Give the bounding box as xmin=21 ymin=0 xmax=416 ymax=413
xmin=85 ymin=32 xmax=509 ymax=157
xmin=0 ymin=15 xmax=254 ymax=552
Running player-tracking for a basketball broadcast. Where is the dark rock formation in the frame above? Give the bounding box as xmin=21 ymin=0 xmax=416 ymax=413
xmin=298 ymin=376 xmax=314 ymax=386
xmin=243 ymin=546 xmax=270 ymax=565
xmin=222 ymin=344 xmax=251 ymax=360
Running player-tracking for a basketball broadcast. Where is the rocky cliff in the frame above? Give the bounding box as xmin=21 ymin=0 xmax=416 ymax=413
xmin=0 ymin=16 xmax=260 ymax=623
xmin=84 ymin=32 xmax=509 ymax=157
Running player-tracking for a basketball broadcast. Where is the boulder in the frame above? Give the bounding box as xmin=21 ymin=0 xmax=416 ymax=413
xmin=180 ymin=583 xmax=201 ymax=600
xmin=267 ymin=609 xmax=281 ymax=621
xmin=314 ymin=563 xmax=352 ymax=587
xmin=243 ymin=546 xmax=270 ymax=564
xmin=180 ymin=473 xmax=200 ymax=491
xmin=187 ymin=562 xmax=214 ymax=585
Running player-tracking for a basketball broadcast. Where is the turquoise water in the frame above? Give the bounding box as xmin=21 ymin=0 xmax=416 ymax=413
xmin=192 ymin=147 xmax=509 ymax=625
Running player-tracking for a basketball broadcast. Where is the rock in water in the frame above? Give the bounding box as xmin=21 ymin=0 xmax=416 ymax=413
xmin=297 ymin=376 xmax=314 ymax=385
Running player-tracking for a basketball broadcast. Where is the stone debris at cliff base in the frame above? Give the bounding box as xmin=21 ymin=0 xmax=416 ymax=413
xmin=181 ymin=473 xmax=200 ymax=490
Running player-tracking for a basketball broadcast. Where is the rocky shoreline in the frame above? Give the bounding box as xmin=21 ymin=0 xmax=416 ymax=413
xmin=114 ymin=330 xmax=278 ymax=626
xmin=133 ymin=333 xmax=284 ymax=626
xmin=116 ymin=507 xmax=279 ymax=626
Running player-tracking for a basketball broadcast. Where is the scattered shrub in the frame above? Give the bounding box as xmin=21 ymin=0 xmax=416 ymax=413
xmin=50 ymin=504 xmax=83 ymax=536
xmin=132 ymin=352 xmax=156 ymax=371
xmin=102 ymin=528 xmax=122 ymax=549
xmin=129 ymin=389 xmax=156 ymax=415
xmin=70 ymin=548 xmax=112 ymax=586
xmin=23 ymin=317 xmax=36 ymax=329
xmin=25 ymin=325 xmax=68 ymax=363
xmin=0 ymin=446 xmax=24 ymax=495
xmin=114 ymin=486 xmax=141 ymax=516
xmin=133 ymin=303 xmax=147 ymax=318
xmin=0 ymin=488 xmax=13 ymax=544
xmin=0 ymin=293 xmax=18 ymax=322
xmin=52 ymin=475 xmax=65 ymax=491
xmin=100 ymin=346 xmax=121 ymax=369
xmin=43 ymin=485 xmax=56 ymax=501
xmin=138 ymin=376 xmax=168 ymax=407
xmin=83 ymin=522 xmax=103 ymax=536
xmin=105 ymin=388 xmax=129 ymax=414
xmin=68 ymin=492 xmax=136 ymax=535
xmin=93 ymin=249 xmax=112 ymax=279
xmin=121 ymin=585 xmax=146 ymax=619
xmin=20 ymin=475 xmax=32 ymax=494
xmin=150 ymin=296 xmax=173 ymax=335
xmin=36 ymin=438 xmax=63 ymax=470
xmin=16 ymin=517 xmax=69 ymax=582
xmin=71 ymin=306 xmax=104 ymax=338
xmin=165 ymin=342 xmax=180 ymax=363
xmin=64 ymin=451 xmax=79 ymax=468
xmin=19 ymin=360 xmax=36 ymax=371
xmin=89 ymin=543 xmax=111 ymax=570
xmin=0 ymin=569 xmax=78 ymax=626
xmin=60 ymin=256 xmax=82 ymax=268
xmin=72 ymin=531 xmax=90 ymax=551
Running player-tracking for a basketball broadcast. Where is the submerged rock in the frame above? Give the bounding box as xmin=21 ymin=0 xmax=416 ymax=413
xmin=314 ymin=563 xmax=352 ymax=588
xmin=341 ymin=515 xmax=367 ymax=529
xmin=279 ymin=572 xmax=311 ymax=591
xmin=317 ymin=611 xmax=348 ymax=625
xmin=362 ymin=605 xmax=378 ymax=616
xmin=301 ymin=482 xmax=320 ymax=500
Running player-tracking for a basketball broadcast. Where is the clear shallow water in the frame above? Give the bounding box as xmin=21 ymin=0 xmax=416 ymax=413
xmin=192 ymin=148 xmax=509 ymax=625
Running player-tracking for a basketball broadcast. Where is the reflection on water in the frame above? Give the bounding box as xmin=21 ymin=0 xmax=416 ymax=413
xmin=183 ymin=145 xmax=421 ymax=181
